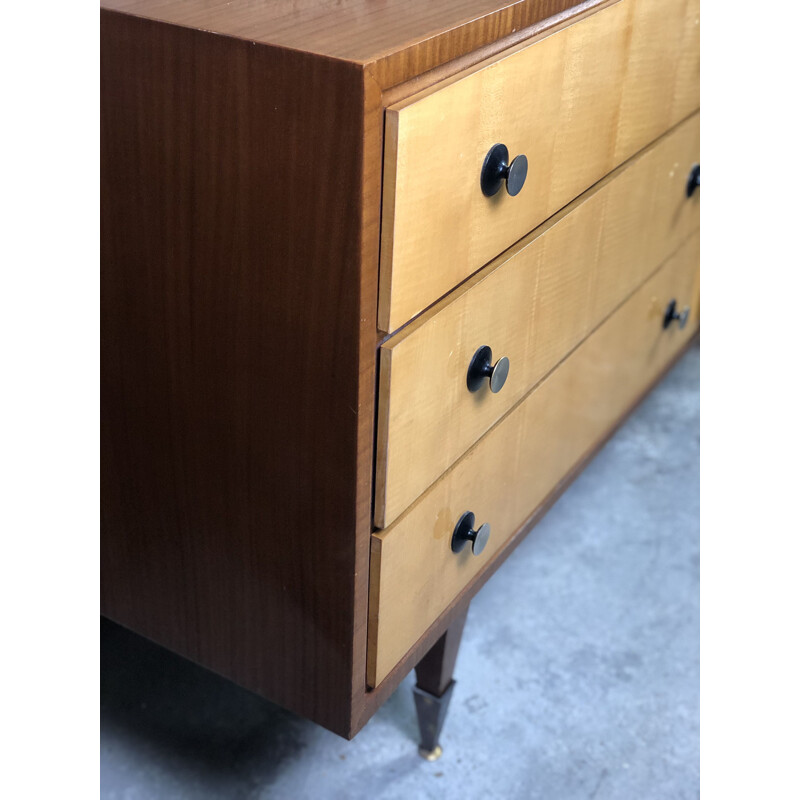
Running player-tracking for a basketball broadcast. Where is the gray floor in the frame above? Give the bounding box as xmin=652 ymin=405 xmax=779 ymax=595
xmin=101 ymin=342 xmax=700 ymax=800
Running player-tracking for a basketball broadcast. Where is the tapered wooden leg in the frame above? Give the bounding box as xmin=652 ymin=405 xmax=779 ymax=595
xmin=413 ymin=604 xmax=469 ymax=760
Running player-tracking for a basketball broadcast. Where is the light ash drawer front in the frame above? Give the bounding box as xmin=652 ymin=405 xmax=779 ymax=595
xmin=379 ymin=0 xmax=700 ymax=332
xmin=368 ymin=232 xmax=699 ymax=688
xmin=374 ymin=114 xmax=700 ymax=529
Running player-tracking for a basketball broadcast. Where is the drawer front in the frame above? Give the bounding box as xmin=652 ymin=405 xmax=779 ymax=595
xmin=375 ymin=114 xmax=700 ymax=529
xmin=379 ymin=0 xmax=700 ymax=332
xmin=368 ymin=232 xmax=699 ymax=688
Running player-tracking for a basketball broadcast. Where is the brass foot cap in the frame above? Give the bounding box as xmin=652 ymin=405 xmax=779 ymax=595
xmin=418 ymin=745 xmax=443 ymax=761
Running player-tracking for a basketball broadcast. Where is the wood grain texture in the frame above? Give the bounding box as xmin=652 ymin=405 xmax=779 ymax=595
xmin=379 ymin=0 xmax=700 ymax=331
xmin=99 ymin=0 xmax=607 ymax=742
xmin=375 ymin=114 xmax=700 ymax=528
xmin=368 ymin=232 xmax=700 ymax=687
xmin=101 ymin=0 xmax=700 ymax=740
xmin=414 ymin=606 xmax=469 ymax=697
xmin=99 ymin=0 xmax=605 ymax=89
xmin=100 ymin=10 xmax=379 ymax=737
xmin=355 ymin=331 xmax=698 ymax=729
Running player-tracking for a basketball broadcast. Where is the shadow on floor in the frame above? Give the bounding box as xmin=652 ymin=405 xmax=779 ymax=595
xmin=101 ymin=617 xmax=310 ymax=782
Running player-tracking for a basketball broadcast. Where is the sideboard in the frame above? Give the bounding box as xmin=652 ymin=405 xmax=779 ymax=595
xmin=101 ymin=0 xmax=700 ymax=758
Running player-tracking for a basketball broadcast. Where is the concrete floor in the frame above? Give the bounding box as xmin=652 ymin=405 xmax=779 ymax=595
xmin=101 ymin=342 xmax=699 ymax=800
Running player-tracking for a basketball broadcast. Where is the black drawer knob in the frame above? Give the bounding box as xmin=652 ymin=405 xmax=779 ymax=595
xmin=686 ymin=163 xmax=700 ymax=198
xmin=467 ymin=345 xmax=510 ymax=393
xmin=481 ymin=143 xmax=528 ymax=197
xmin=451 ymin=511 xmax=491 ymax=556
xmin=663 ymin=299 xmax=691 ymax=330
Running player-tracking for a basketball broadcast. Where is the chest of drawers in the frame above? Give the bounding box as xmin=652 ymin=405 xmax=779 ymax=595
xmin=101 ymin=0 xmax=700 ymax=754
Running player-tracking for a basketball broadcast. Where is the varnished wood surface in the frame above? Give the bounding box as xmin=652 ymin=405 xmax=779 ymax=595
xmin=415 ymin=606 xmax=469 ymax=697
xmin=375 ymin=114 xmax=700 ymax=528
xmin=101 ymin=11 xmax=379 ymax=737
xmin=99 ymin=0 xmax=606 ymax=89
xmin=368 ymin=233 xmax=700 ymax=687
xmin=101 ymin=0 xmax=700 ymax=740
xmin=379 ymin=0 xmax=700 ymax=331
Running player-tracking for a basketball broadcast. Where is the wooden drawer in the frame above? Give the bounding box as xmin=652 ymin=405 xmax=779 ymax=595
xmin=379 ymin=0 xmax=700 ymax=332
xmin=368 ymin=231 xmax=699 ymax=687
xmin=375 ymin=114 xmax=700 ymax=529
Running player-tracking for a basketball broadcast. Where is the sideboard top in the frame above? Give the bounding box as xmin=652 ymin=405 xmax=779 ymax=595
xmin=101 ymin=0 xmax=599 ymax=87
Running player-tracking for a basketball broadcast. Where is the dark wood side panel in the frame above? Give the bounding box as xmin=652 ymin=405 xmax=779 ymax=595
xmin=100 ymin=11 xmax=371 ymax=736
xmin=100 ymin=0 xmax=600 ymax=85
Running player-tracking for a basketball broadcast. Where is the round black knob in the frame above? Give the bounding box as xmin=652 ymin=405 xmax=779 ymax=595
xmin=481 ymin=143 xmax=528 ymax=197
xmin=663 ymin=299 xmax=691 ymax=330
xmin=686 ymin=163 xmax=700 ymax=198
xmin=467 ymin=345 xmax=510 ymax=393
xmin=451 ymin=511 xmax=491 ymax=556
